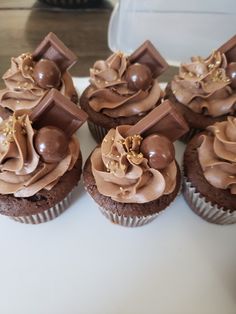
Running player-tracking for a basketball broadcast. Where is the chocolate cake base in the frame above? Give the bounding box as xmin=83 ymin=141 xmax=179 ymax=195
xmin=0 ymin=153 xmax=82 ymax=220
xmin=184 ymin=133 xmax=236 ymax=213
xmin=80 ymin=86 xmax=158 ymax=143
xmin=165 ymin=84 xmax=229 ymax=142
xmin=83 ymin=156 xmax=181 ymax=226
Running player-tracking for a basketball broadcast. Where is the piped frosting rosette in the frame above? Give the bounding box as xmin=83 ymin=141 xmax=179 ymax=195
xmin=88 ymin=52 xmax=163 ymax=118
xmin=198 ymin=117 xmax=236 ymax=194
xmin=91 ymin=125 xmax=177 ymax=203
xmin=171 ymin=51 xmax=236 ymax=117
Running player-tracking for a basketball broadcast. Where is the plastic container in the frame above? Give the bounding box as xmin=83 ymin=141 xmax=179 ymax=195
xmin=108 ymin=0 xmax=236 ymax=64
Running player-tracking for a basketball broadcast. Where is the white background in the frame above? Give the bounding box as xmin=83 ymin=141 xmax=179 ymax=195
xmin=0 ymin=79 xmax=235 ymax=314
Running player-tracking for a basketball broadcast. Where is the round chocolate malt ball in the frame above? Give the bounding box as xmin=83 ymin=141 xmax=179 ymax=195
xmin=125 ymin=63 xmax=152 ymax=91
xmin=226 ymin=62 xmax=236 ymax=89
xmin=33 ymin=59 xmax=61 ymax=89
xmin=34 ymin=126 xmax=68 ymax=163
xmin=140 ymin=134 xmax=175 ymax=169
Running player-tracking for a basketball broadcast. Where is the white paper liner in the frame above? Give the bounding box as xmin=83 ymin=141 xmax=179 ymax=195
xmin=98 ymin=206 xmax=161 ymax=227
xmin=10 ymin=190 xmax=74 ymax=224
xmin=183 ymin=177 xmax=236 ymax=225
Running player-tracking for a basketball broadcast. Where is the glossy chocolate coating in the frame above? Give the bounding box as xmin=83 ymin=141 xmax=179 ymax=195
xmin=34 ymin=126 xmax=68 ymax=163
xmin=33 ymin=59 xmax=61 ymax=89
xmin=140 ymin=134 xmax=175 ymax=169
xmin=226 ymin=62 xmax=236 ymax=89
xmin=125 ymin=63 xmax=152 ymax=91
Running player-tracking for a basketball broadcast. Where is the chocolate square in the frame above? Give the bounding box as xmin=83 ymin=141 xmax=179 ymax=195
xmin=30 ymin=89 xmax=88 ymax=137
xmin=126 ymin=100 xmax=189 ymax=142
xmin=217 ymin=34 xmax=236 ymax=63
xmin=129 ymin=40 xmax=169 ymax=78
xmin=32 ymin=32 xmax=77 ymax=73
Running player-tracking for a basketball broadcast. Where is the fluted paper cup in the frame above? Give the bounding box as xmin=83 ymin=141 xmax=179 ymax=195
xmin=10 ymin=191 xmax=74 ymax=224
xmin=98 ymin=206 xmax=161 ymax=227
xmin=183 ymin=177 xmax=236 ymax=225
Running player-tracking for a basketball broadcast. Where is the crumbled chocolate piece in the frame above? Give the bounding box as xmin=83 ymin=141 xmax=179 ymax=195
xmin=32 ymin=32 xmax=77 ymax=73
xmin=125 ymin=100 xmax=189 ymax=141
xmin=217 ymin=34 xmax=236 ymax=63
xmin=129 ymin=40 xmax=168 ymax=78
xmin=30 ymin=89 xmax=88 ymax=137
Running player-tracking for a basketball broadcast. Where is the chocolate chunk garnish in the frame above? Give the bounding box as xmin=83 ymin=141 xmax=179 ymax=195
xmin=33 ymin=59 xmax=61 ymax=89
xmin=129 ymin=40 xmax=168 ymax=78
xmin=125 ymin=63 xmax=152 ymax=91
xmin=125 ymin=100 xmax=189 ymax=141
xmin=32 ymin=32 xmax=77 ymax=73
xmin=30 ymin=89 xmax=88 ymax=138
xmin=34 ymin=126 xmax=68 ymax=163
xmin=217 ymin=34 xmax=236 ymax=63
xmin=140 ymin=134 xmax=175 ymax=169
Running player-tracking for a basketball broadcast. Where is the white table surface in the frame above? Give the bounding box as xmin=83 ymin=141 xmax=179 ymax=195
xmin=0 ymin=78 xmax=235 ymax=314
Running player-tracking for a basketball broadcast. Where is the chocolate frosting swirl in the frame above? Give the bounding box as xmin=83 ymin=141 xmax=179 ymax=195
xmin=171 ymin=51 xmax=236 ymax=117
xmin=88 ymin=52 xmax=163 ymax=117
xmin=198 ymin=117 xmax=236 ymax=194
xmin=0 ymin=53 xmax=76 ymax=112
xmin=0 ymin=114 xmax=80 ymax=197
xmin=91 ymin=125 xmax=177 ymax=203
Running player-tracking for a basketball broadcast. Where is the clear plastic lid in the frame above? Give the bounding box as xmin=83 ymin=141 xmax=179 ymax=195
xmin=108 ymin=0 xmax=236 ymax=64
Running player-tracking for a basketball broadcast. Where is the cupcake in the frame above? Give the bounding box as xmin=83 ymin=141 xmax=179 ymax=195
xmin=83 ymin=100 xmax=188 ymax=227
xmin=183 ymin=117 xmax=236 ymax=224
xmin=0 ymin=89 xmax=88 ymax=224
xmin=80 ymin=40 xmax=169 ymax=142
xmin=0 ymin=32 xmax=78 ymax=119
xmin=166 ymin=34 xmax=236 ymax=142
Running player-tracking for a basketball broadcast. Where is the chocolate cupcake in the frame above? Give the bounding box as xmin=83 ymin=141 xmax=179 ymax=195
xmin=0 ymin=89 xmax=87 ymax=224
xmin=83 ymin=100 xmax=188 ymax=227
xmin=183 ymin=117 xmax=236 ymax=224
xmin=0 ymin=32 xmax=78 ymax=119
xmin=166 ymin=34 xmax=236 ymax=142
xmin=80 ymin=40 xmax=169 ymax=142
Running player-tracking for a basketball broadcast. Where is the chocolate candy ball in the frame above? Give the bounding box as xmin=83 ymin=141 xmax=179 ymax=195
xmin=140 ymin=134 xmax=175 ymax=169
xmin=226 ymin=62 xmax=236 ymax=89
xmin=34 ymin=126 xmax=68 ymax=163
xmin=125 ymin=63 xmax=152 ymax=91
xmin=33 ymin=59 xmax=61 ymax=89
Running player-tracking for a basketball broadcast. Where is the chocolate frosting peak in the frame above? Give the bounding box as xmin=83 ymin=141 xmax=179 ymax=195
xmin=0 ymin=53 xmax=75 ymax=112
xmin=91 ymin=126 xmax=177 ymax=203
xmin=88 ymin=52 xmax=163 ymax=118
xmin=198 ymin=117 xmax=236 ymax=194
xmin=171 ymin=51 xmax=236 ymax=117
xmin=0 ymin=114 xmax=80 ymax=197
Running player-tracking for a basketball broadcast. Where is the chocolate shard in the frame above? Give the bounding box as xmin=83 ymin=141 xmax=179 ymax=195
xmin=128 ymin=40 xmax=169 ymax=78
xmin=30 ymin=89 xmax=88 ymax=137
xmin=32 ymin=32 xmax=77 ymax=73
xmin=217 ymin=34 xmax=236 ymax=63
xmin=125 ymin=100 xmax=189 ymax=141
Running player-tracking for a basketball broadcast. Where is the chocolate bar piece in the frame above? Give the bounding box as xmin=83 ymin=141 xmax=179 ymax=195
xmin=125 ymin=100 xmax=189 ymax=141
xmin=217 ymin=34 xmax=236 ymax=63
xmin=129 ymin=40 xmax=169 ymax=78
xmin=30 ymin=89 xmax=88 ymax=137
xmin=32 ymin=32 xmax=77 ymax=73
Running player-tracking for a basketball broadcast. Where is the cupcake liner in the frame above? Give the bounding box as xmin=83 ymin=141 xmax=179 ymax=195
xmin=183 ymin=177 xmax=236 ymax=225
xmin=98 ymin=206 xmax=160 ymax=227
xmin=87 ymin=121 xmax=108 ymax=143
xmin=180 ymin=128 xmax=201 ymax=143
xmin=10 ymin=191 xmax=74 ymax=224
